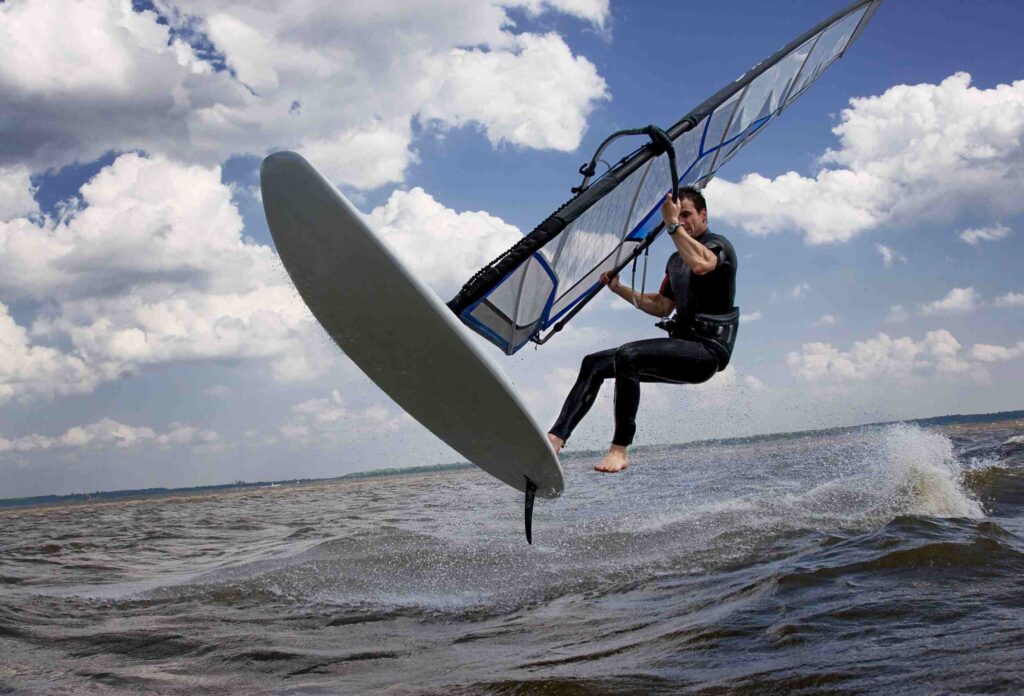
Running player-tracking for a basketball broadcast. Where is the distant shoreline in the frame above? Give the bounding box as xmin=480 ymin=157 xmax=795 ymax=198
xmin=3 ymin=409 xmax=1021 ymax=511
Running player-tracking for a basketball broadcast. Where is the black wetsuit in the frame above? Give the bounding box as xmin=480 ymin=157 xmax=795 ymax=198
xmin=549 ymin=229 xmax=737 ymax=447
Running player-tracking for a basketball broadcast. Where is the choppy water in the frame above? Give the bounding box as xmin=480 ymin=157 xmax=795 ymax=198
xmin=2 ymin=417 xmax=1024 ymax=694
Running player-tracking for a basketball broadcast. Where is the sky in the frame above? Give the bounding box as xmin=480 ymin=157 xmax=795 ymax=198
xmin=1 ymin=0 xmax=1023 ymax=498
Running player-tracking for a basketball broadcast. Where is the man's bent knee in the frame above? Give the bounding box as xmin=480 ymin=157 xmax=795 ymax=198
xmin=613 ymin=345 xmax=641 ymax=379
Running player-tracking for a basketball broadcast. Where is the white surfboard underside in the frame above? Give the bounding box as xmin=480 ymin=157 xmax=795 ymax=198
xmin=261 ymin=152 xmax=563 ymax=498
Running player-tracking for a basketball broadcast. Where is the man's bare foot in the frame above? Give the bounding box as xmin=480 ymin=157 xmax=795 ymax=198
xmin=547 ymin=433 xmax=564 ymax=455
xmin=595 ymin=445 xmax=628 ymax=473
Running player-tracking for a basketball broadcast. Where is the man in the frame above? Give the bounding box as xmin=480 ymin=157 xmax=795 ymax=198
xmin=546 ymin=186 xmax=739 ymax=473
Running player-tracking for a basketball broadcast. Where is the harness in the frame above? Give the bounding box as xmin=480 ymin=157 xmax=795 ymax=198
xmin=656 ymin=307 xmax=740 ymax=371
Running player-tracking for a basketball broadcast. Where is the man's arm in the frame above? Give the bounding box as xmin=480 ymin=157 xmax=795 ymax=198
xmin=602 ymin=272 xmax=675 ymax=317
xmin=671 ymin=232 xmax=718 ymax=276
xmin=661 ymin=194 xmax=719 ymax=275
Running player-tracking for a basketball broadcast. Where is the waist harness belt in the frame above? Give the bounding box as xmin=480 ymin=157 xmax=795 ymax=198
xmin=656 ymin=307 xmax=740 ymax=371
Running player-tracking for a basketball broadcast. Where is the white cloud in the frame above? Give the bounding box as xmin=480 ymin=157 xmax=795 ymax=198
xmin=920 ymin=287 xmax=979 ymax=316
xmin=788 ymin=330 xmax=981 ymax=385
xmin=817 ymin=314 xmax=836 ymax=326
xmin=0 ymin=300 xmax=105 ymax=403
xmin=970 ymin=341 xmax=1024 ymax=363
xmin=886 ymin=304 xmax=909 ymax=323
xmin=708 ymin=73 xmax=1024 ymax=244
xmin=695 ymin=364 xmax=766 ymax=394
xmin=515 ymin=0 xmax=610 ymax=28
xmin=709 ymin=168 xmax=887 ymax=245
xmin=1 ymin=0 xmax=609 ymax=183
xmin=280 ymin=390 xmax=407 ymax=444
xmin=876 ymin=243 xmax=907 ymax=267
xmin=299 ymin=119 xmax=417 ymax=190
xmin=366 ymin=186 xmax=524 ymax=297
xmin=744 ymin=310 xmax=763 ymax=323
xmin=418 ymin=32 xmax=609 ymax=151
xmin=791 ymin=282 xmax=811 ymax=299
xmin=993 ymin=292 xmax=1024 ymax=308
xmin=959 ymin=223 xmax=1011 ymax=245
xmin=0 ymin=0 xmax=247 ymax=171
xmin=0 ymin=165 xmax=38 ymax=220
xmin=0 ymin=153 xmax=330 ymax=403
xmin=0 ymin=417 xmax=218 ymax=454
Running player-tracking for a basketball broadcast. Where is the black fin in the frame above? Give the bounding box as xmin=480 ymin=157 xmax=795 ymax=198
xmin=524 ymin=477 xmax=537 ymax=544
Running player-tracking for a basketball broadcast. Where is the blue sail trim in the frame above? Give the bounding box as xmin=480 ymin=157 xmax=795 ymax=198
xmin=461 ymin=251 xmax=559 ymax=353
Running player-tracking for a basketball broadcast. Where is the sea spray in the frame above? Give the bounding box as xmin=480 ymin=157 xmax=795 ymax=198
xmin=868 ymin=424 xmax=983 ymax=520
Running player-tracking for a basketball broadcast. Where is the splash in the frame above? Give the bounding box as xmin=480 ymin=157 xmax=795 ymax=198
xmin=866 ymin=425 xmax=983 ymax=520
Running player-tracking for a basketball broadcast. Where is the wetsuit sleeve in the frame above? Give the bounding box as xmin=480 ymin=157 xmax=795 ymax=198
xmin=659 ymin=274 xmax=671 ymax=298
xmin=705 ymin=240 xmax=731 ymax=271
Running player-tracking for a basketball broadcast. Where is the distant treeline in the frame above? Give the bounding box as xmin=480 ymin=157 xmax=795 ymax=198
xmin=2 ymin=410 xmax=1020 ymax=511
xmin=0 ymin=461 xmax=473 ymax=511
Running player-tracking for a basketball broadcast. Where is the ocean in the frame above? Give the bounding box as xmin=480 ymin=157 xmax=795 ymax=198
xmin=2 ymin=414 xmax=1023 ymax=694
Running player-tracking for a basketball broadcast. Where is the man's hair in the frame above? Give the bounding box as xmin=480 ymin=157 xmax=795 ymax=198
xmin=677 ymin=185 xmax=707 ymax=213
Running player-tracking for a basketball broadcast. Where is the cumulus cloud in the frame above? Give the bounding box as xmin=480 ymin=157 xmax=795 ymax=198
xmin=366 ymin=186 xmax=523 ymax=296
xmin=817 ymin=314 xmax=837 ymax=326
xmin=0 ymin=165 xmax=38 ymax=220
xmin=418 ymin=32 xmax=609 ymax=151
xmin=971 ymin=341 xmax=1024 ymax=363
xmin=0 ymin=144 xmax=608 ymax=405
xmin=1 ymin=0 xmax=609 ymax=183
xmin=280 ymin=390 xmax=407 ymax=443
xmin=708 ymin=73 xmax=1024 ymax=244
xmin=0 ymin=0 xmax=247 ymax=171
xmin=0 ymin=153 xmax=329 ymax=403
xmin=876 ymin=243 xmax=907 ymax=267
xmin=920 ymin=287 xmax=979 ymax=316
xmin=299 ymin=119 xmax=417 ymax=191
xmin=788 ymin=330 xmax=981 ymax=385
xmin=0 ymin=301 xmax=104 ymax=403
xmin=0 ymin=417 xmax=218 ymax=454
xmin=516 ymin=0 xmax=610 ymax=28
xmin=993 ymin=292 xmax=1024 ymax=308
xmin=745 ymin=310 xmax=763 ymax=323
xmin=959 ymin=223 xmax=1011 ymax=245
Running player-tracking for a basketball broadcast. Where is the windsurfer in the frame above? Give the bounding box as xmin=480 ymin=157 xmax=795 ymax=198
xmin=546 ymin=186 xmax=739 ymax=473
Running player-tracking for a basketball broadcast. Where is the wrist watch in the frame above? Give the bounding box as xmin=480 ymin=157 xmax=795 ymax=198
xmin=666 ymin=222 xmax=681 ymax=236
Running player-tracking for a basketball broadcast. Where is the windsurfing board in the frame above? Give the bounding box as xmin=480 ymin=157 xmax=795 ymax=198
xmin=260 ymin=152 xmax=564 ymax=540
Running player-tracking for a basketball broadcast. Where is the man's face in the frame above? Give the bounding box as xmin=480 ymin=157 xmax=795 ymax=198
xmin=678 ymin=198 xmax=708 ymax=237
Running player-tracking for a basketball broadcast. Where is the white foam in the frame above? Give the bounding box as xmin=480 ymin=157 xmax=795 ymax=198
xmin=616 ymin=425 xmax=984 ymax=547
xmin=864 ymin=424 xmax=983 ymax=520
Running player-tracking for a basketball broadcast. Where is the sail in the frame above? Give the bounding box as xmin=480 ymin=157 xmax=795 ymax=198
xmin=448 ymin=0 xmax=883 ymax=355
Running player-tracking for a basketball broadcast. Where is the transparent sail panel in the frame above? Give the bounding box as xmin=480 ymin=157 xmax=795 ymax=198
xmin=711 ymin=117 xmax=770 ymax=176
xmin=674 ymin=115 xmax=707 ymax=168
xmin=550 ymin=239 xmax=642 ymax=319
xmin=515 ymin=256 xmax=555 ymax=327
xmin=725 ymin=37 xmax=814 ymax=144
xmin=701 ymin=90 xmax=743 ymax=155
xmin=788 ymin=6 xmax=869 ymax=103
xmin=549 ymin=175 xmax=645 ymax=294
